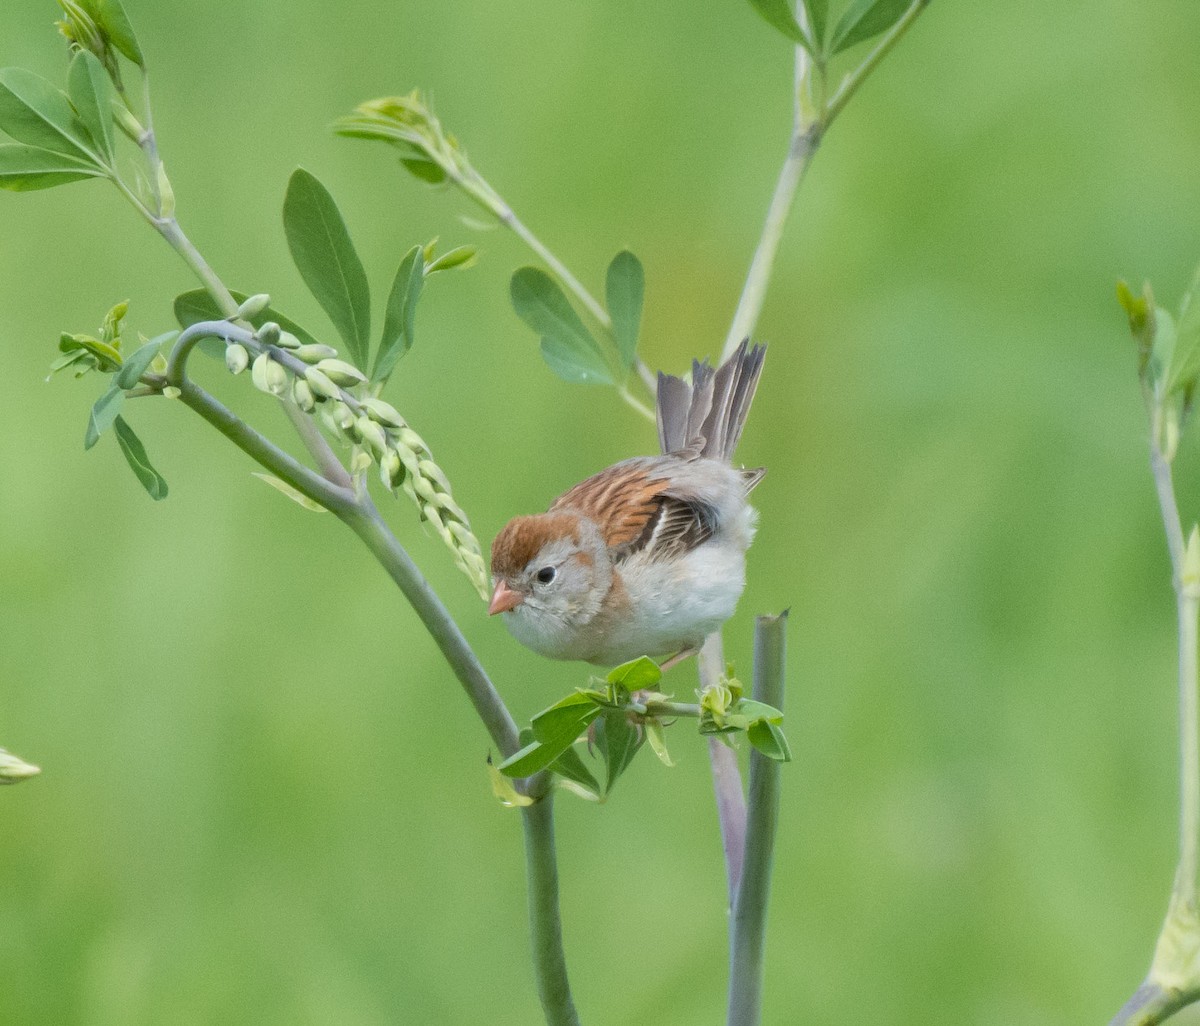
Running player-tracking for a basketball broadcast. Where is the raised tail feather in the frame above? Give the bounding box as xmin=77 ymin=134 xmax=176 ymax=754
xmin=656 ymin=339 xmax=766 ymax=468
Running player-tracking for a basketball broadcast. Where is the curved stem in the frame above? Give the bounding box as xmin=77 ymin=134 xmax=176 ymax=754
xmin=343 ymin=506 xmax=520 ymax=756
xmin=522 ymin=793 xmax=582 ymax=1026
xmin=726 ymin=613 xmax=787 ymax=1026
xmin=173 ymin=377 xmax=355 ymax=515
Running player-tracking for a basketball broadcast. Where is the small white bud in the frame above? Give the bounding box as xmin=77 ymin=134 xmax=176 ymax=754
xmin=225 ymin=343 xmax=250 ymax=375
xmin=256 ymin=321 xmax=282 ymax=346
xmin=276 ymin=331 xmax=302 ymax=350
xmin=162 ymin=386 xmax=182 ymax=399
xmin=304 ymin=366 xmax=342 ymax=401
xmin=356 ymin=416 xmax=388 ymax=459
xmin=292 ymin=344 xmax=340 ymax=364
xmin=361 ymin=397 xmax=406 ymax=429
xmin=292 ymin=377 xmax=316 ymax=412
xmin=350 ymin=448 xmax=374 ymax=475
xmin=236 ymin=294 xmax=271 ymax=320
xmin=315 ymin=359 xmax=368 ymax=387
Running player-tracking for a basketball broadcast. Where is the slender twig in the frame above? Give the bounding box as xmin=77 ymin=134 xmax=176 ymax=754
xmin=721 ymin=0 xmax=930 ymax=363
xmin=522 ymin=793 xmax=583 ymax=1026
xmin=823 ymin=0 xmax=931 ymax=125
xmin=726 ymin=613 xmax=787 ymax=1026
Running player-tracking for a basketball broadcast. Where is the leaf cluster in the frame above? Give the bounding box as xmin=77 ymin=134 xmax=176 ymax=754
xmin=748 ymin=0 xmax=916 ymax=62
xmin=1118 ymin=271 xmax=1200 ymax=462
xmin=496 ymin=656 xmax=790 ymax=804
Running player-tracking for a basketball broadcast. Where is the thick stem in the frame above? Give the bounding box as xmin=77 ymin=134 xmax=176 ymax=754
xmin=522 ymin=794 xmax=583 ymax=1026
xmin=726 ymin=613 xmax=787 ymax=1026
xmin=700 ymin=632 xmax=749 ymax=904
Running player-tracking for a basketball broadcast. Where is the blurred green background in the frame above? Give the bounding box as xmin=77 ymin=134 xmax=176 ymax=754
xmin=1 ymin=1 xmax=1198 ymax=1023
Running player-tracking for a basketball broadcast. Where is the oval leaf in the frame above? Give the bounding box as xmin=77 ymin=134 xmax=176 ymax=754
xmin=0 ymin=68 xmax=99 ymax=162
xmin=830 ymin=0 xmax=911 ymax=54
xmin=114 ymin=339 xmax=161 ymax=389
xmin=67 ymin=51 xmax=115 ymax=165
xmin=0 ymin=143 xmax=103 ymax=191
xmin=84 ymin=386 xmax=123 ymax=450
xmin=745 ymin=0 xmax=815 ymax=50
xmin=282 ymin=169 xmax=371 ymax=370
xmin=510 ymin=267 xmax=613 ymax=385
xmin=87 ymin=0 xmax=145 ymax=68
xmin=113 ymin=415 xmax=167 ymax=500
xmin=375 ymin=245 xmax=424 ymax=384
xmin=605 ymin=250 xmax=644 ymax=371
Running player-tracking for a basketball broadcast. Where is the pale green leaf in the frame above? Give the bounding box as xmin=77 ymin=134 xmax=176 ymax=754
xmin=67 ymin=51 xmax=114 ymax=164
xmin=113 ymin=415 xmax=167 ymax=499
xmin=84 ymin=385 xmax=123 ymax=449
xmin=830 ymin=0 xmax=911 ymax=54
xmin=0 ymin=68 xmax=99 ymax=161
xmin=282 ymin=169 xmax=371 ymax=369
xmin=375 ymin=245 xmax=424 ymax=384
xmin=605 ymin=250 xmax=643 ymax=370
xmin=0 ymin=143 xmax=104 ymax=191
xmin=251 ymin=473 xmax=328 ymax=512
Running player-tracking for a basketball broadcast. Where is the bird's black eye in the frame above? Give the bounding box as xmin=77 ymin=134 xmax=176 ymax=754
xmin=535 ymin=566 xmax=556 ymax=585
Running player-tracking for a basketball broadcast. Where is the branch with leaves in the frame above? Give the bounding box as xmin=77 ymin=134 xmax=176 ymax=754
xmin=1110 ymin=275 xmax=1200 ymax=1026
xmin=0 ymin=1 xmax=930 ymax=1024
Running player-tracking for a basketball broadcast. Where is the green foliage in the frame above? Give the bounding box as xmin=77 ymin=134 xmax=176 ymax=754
xmin=66 ymin=51 xmax=115 ymax=165
xmin=605 ymin=250 xmax=644 ymax=372
xmin=828 ymin=0 xmax=911 ymax=54
xmin=745 ymin=0 xmax=816 ymax=51
xmin=498 ymin=657 xmax=792 ymax=796
xmin=376 ymin=245 xmax=424 ymax=384
xmin=0 ymin=144 xmax=103 ymax=191
xmin=173 ymin=288 xmax=322 ymax=357
xmin=510 ymin=267 xmax=613 ymax=385
xmin=83 ymin=385 xmax=123 ymax=449
xmin=112 ymin=414 xmax=167 ymax=500
xmin=282 ymin=169 xmax=372 ymax=370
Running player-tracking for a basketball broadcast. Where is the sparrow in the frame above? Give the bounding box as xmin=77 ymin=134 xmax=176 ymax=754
xmin=489 ymin=340 xmax=766 ymax=667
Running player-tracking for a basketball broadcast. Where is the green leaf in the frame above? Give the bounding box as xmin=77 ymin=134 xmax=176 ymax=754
xmin=0 ymin=68 xmax=99 ymax=162
xmin=282 ymin=168 xmax=371 ymax=370
xmin=594 ymin=712 xmax=643 ymax=796
xmin=1168 ymin=266 xmax=1200 ymax=395
xmin=804 ymin=0 xmax=829 ymax=47
xmin=745 ymin=0 xmax=814 ymax=50
xmin=114 ymin=339 xmax=160 ymax=389
xmin=401 ymin=156 xmax=447 ymax=184
xmin=748 ymin=719 xmax=793 ymax=762
xmin=531 ymin=691 xmax=602 ymax=744
xmin=173 ymin=289 xmax=322 ymax=358
xmin=84 ymin=0 xmax=145 ymax=68
xmin=112 ymin=415 xmax=167 ymax=499
xmin=605 ymin=250 xmax=643 ymax=371
xmin=1117 ymin=279 xmax=1155 ymax=379
xmin=487 ymin=756 xmax=535 ymax=807
xmin=644 ymin=720 xmax=675 ymax=767
xmin=549 ymin=744 xmax=601 ymax=797
xmin=510 ymin=267 xmax=613 ymax=385
xmin=426 ymin=244 xmax=478 ymax=274
xmin=606 ymin=656 xmax=662 ymax=692
xmin=66 ymin=51 xmax=114 ymax=165
xmin=84 ymin=386 xmax=123 ymax=449
xmin=830 ymin=0 xmax=910 ymax=54
xmin=250 ymin=473 xmax=328 ymax=512
xmin=500 ymin=699 xmax=603 ymax=778
xmin=375 ymin=245 xmax=424 ymax=384
xmin=0 ymin=144 xmax=104 ymax=191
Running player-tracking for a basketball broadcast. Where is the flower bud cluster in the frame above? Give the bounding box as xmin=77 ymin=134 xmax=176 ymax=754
xmin=235 ymin=322 xmax=489 ymax=599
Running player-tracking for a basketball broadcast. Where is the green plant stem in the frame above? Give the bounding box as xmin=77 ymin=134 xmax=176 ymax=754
xmin=700 ymin=632 xmax=749 ymax=904
xmin=1110 ymin=445 xmax=1200 ymax=1025
xmin=344 ymin=506 xmax=520 ymax=755
xmin=522 ymin=793 xmax=583 ymax=1026
xmin=721 ymin=0 xmax=930 ymax=363
xmin=1110 ymin=981 xmax=1193 ymax=1026
xmin=727 ymin=613 xmax=788 ymax=1026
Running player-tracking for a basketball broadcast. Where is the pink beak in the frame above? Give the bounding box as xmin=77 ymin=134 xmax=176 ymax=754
xmin=488 ymin=580 xmax=524 ymax=616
